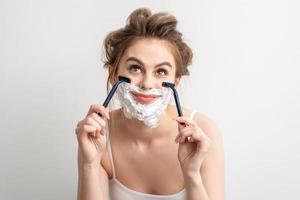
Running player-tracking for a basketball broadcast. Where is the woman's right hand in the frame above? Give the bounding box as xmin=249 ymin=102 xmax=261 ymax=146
xmin=75 ymin=104 xmax=110 ymax=165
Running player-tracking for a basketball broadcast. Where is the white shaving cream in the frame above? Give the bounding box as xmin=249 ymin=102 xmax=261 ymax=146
xmin=116 ymin=82 xmax=172 ymax=128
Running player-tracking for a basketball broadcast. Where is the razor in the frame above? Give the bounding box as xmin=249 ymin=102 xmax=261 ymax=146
xmin=162 ymin=82 xmax=183 ymax=117
xmin=102 ymin=76 xmax=131 ymax=108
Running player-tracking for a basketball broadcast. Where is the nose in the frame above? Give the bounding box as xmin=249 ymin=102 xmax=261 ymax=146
xmin=138 ymin=74 xmax=157 ymax=90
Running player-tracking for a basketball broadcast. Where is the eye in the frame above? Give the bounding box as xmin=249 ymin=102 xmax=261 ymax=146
xmin=128 ymin=64 xmax=142 ymax=73
xmin=156 ymin=68 xmax=168 ymax=76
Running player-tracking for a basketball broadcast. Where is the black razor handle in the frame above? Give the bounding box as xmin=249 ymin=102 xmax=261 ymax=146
xmin=162 ymin=82 xmax=183 ymax=117
xmin=101 ymin=76 xmax=130 ymax=108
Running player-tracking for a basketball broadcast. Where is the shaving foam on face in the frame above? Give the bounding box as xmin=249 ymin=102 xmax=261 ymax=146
xmin=116 ymin=82 xmax=172 ymax=128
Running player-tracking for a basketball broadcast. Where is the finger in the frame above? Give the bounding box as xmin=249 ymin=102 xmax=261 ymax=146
xmin=175 ymin=134 xmax=181 ymax=143
xmin=100 ymin=128 xmax=106 ymax=136
xmin=175 ymin=129 xmax=193 ymax=143
xmin=87 ymin=104 xmax=110 ymax=119
xmin=175 ymin=126 xmax=193 ymax=142
xmin=179 ymin=127 xmax=205 ymax=143
xmin=175 ymin=117 xmax=196 ymax=127
xmin=97 ymin=123 xmax=107 ymax=137
xmin=187 ymin=133 xmax=202 ymax=143
xmin=180 ymin=124 xmax=205 ymax=137
xmin=95 ymin=130 xmax=103 ymax=138
xmin=179 ymin=129 xmax=194 ymax=143
xmin=77 ymin=124 xmax=97 ymax=137
xmin=84 ymin=117 xmax=102 ymax=133
xmin=179 ymin=125 xmax=195 ymax=133
xmin=89 ymin=113 xmax=107 ymax=128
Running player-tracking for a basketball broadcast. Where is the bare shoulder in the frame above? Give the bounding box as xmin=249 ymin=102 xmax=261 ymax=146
xmin=192 ymin=111 xmax=225 ymax=199
xmin=178 ymin=106 xmax=223 ymax=145
xmin=192 ymin=111 xmax=223 ymax=145
xmin=181 ymin=106 xmax=219 ymax=128
xmin=182 ymin=108 xmax=224 ymax=164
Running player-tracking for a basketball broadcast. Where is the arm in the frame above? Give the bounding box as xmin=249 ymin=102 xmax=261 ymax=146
xmin=198 ymin=115 xmax=225 ymax=200
xmin=76 ymin=105 xmax=110 ymax=200
xmin=176 ymin=113 xmax=225 ymax=200
xmin=77 ymin=149 xmax=110 ymax=200
xmin=184 ymin=173 xmax=210 ymax=200
xmin=186 ymin=114 xmax=225 ymax=200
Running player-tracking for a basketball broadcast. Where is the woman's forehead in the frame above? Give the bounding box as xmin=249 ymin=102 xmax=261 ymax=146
xmin=121 ymin=38 xmax=176 ymax=66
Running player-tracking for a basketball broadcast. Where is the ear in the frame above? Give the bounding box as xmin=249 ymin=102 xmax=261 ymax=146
xmin=109 ymin=76 xmax=117 ymax=85
xmin=108 ymin=65 xmax=117 ymax=85
xmin=174 ymin=77 xmax=181 ymax=87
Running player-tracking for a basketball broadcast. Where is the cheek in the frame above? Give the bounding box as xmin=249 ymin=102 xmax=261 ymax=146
xmin=116 ymin=67 xmax=131 ymax=79
xmin=116 ymin=65 xmax=125 ymax=75
xmin=117 ymin=71 xmax=136 ymax=81
xmin=115 ymin=73 xmax=141 ymax=87
xmin=128 ymin=78 xmax=140 ymax=86
xmin=165 ymin=72 xmax=177 ymax=83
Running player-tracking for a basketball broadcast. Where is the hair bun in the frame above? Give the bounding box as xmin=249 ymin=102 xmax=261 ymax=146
xmin=127 ymin=8 xmax=152 ymax=27
xmin=147 ymin=13 xmax=177 ymax=36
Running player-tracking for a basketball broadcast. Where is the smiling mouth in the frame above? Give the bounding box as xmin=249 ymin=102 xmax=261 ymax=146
xmin=131 ymin=92 xmax=161 ymax=104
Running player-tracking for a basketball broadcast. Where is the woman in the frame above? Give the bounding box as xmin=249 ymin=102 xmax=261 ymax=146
xmin=76 ymin=8 xmax=225 ymax=200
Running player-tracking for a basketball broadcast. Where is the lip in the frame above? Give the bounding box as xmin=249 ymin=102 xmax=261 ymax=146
xmin=131 ymin=92 xmax=160 ymax=104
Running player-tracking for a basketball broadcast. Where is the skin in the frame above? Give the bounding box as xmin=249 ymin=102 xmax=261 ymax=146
xmin=76 ymin=38 xmax=225 ymax=200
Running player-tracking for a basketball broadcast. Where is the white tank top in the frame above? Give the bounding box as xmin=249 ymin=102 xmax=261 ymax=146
xmin=106 ymin=111 xmax=197 ymax=200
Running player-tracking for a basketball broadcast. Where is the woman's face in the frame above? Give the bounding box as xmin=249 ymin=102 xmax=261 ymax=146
xmin=116 ymin=38 xmax=180 ymax=90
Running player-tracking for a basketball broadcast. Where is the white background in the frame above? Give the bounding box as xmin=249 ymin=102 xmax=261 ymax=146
xmin=1 ymin=0 xmax=299 ymax=199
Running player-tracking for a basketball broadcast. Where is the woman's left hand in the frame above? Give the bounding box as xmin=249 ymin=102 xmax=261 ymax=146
xmin=175 ymin=117 xmax=211 ymax=177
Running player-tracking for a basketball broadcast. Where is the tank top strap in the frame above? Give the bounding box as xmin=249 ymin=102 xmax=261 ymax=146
xmin=189 ymin=110 xmax=197 ymax=121
xmin=105 ymin=124 xmax=116 ymax=179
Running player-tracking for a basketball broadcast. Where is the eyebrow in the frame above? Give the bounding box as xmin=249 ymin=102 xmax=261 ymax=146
xmin=126 ymin=57 xmax=173 ymax=69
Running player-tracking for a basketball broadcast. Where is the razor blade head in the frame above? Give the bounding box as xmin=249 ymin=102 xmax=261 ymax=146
xmin=162 ymin=82 xmax=175 ymax=88
xmin=118 ymin=76 xmax=131 ymax=83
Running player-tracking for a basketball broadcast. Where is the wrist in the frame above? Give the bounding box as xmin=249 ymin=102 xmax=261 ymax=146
xmin=182 ymin=170 xmax=200 ymax=178
xmin=183 ymin=172 xmax=203 ymax=186
xmin=78 ymin=161 xmax=101 ymax=171
xmin=77 ymin=149 xmax=103 ymax=167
